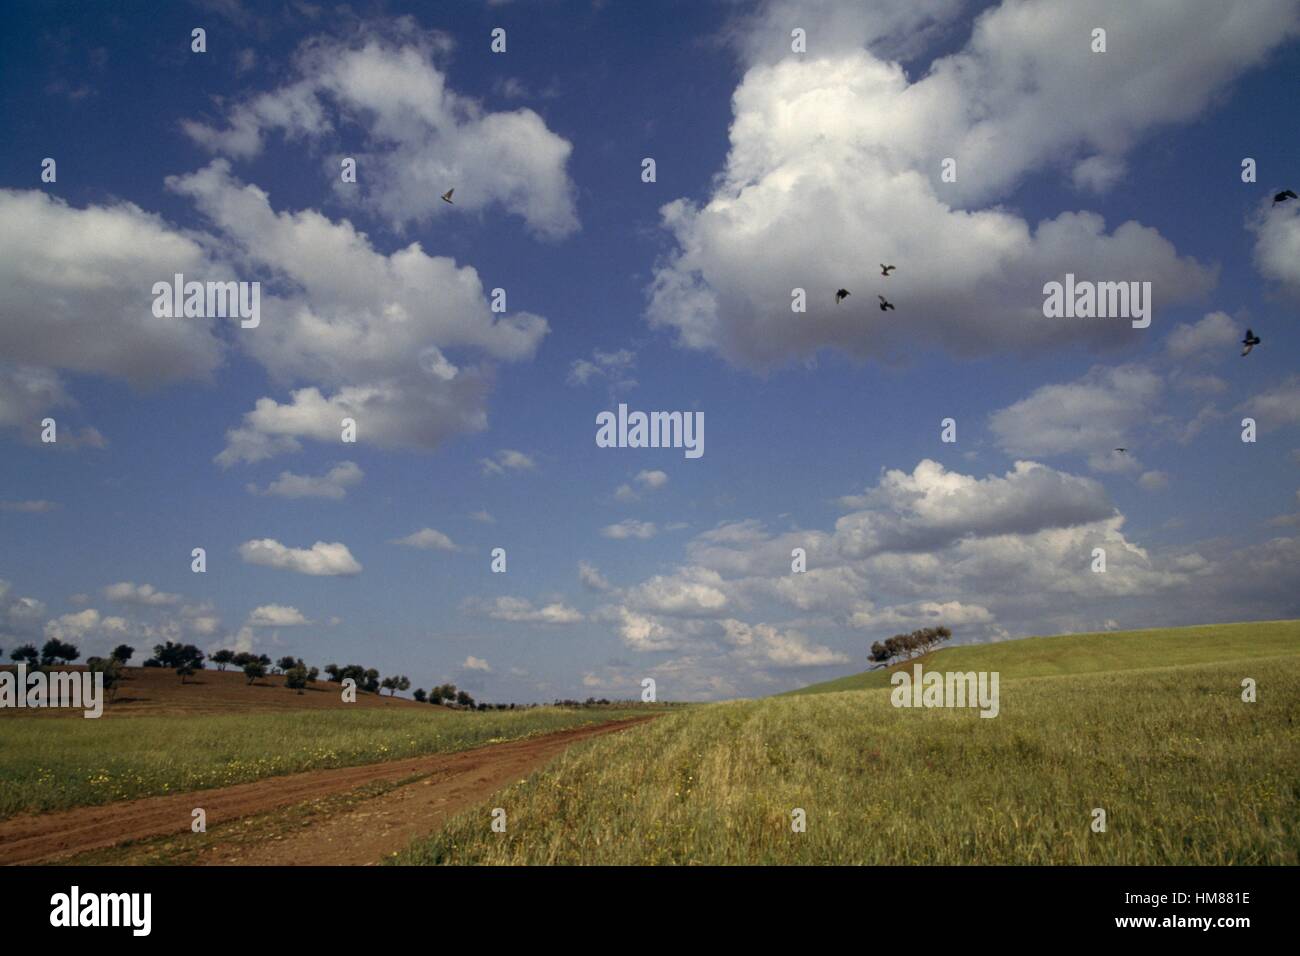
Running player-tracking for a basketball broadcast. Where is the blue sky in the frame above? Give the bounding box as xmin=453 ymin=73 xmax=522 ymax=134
xmin=3 ymin=0 xmax=1300 ymax=701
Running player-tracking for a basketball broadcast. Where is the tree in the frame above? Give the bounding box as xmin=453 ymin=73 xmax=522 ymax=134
xmin=363 ymin=668 xmax=380 ymax=694
xmin=413 ymin=688 xmax=427 ymax=703
xmin=152 ymin=641 xmax=204 ymax=670
xmin=284 ymin=664 xmax=310 ymax=691
xmin=323 ymin=663 xmax=341 ymax=682
xmin=243 ymin=660 xmax=267 ymax=684
xmin=455 ymin=689 xmax=475 ymax=708
xmin=10 ymin=644 xmax=38 ymax=665
xmin=111 ymin=644 xmax=135 ymax=664
xmin=40 ymin=639 xmax=80 ymax=666
xmin=210 ymin=649 xmax=234 ymax=671
xmin=87 ymin=657 xmax=123 ymax=703
xmin=383 ymin=675 xmax=410 ymax=696
xmin=177 ymin=662 xmax=196 ymax=684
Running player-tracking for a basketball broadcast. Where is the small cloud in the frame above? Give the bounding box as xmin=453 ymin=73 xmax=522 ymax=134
xmin=480 ymin=449 xmax=536 ymax=475
xmin=463 ymin=655 xmax=492 ymax=672
xmin=103 ymin=581 xmax=182 ymax=607
xmin=601 ymin=519 xmax=657 ymax=540
xmin=247 ymin=604 xmax=311 ymax=627
xmin=578 ymin=560 xmax=613 ymax=593
xmin=469 ymin=510 xmax=496 ymax=524
xmin=567 ymin=348 xmax=637 ymax=390
xmin=390 ymin=527 xmax=459 ymax=551
xmin=239 ymin=538 xmax=362 ymax=576
xmin=246 ymin=461 xmax=363 ymax=500
xmin=468 ymin=596 xmax=585 ymax=625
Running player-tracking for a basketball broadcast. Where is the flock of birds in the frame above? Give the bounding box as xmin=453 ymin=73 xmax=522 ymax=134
xmin=826 ymin=190 xmax=1297 ymax=357
xmin=438 ymin=179 xmax=1291 ymax=358
xmin=835 ymin=263 xmax=896 ymax=312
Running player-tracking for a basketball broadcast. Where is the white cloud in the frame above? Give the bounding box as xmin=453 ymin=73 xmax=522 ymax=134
xmin=834 ymin=459 xmax=1116 ymax=556
xmin=183 ymin=25 xmax=579 ymax=238
xmin=0 ymin=190 xmax=225 ymax=388
xmin=390 ymin=527 xmax=458 ymax=551
xmin=601 ymin=519 xmax=658 ymax=540
xmin=246 ymin=461 xmax=363 ymax=499
xmin=647 ymin=0 xmax=1300 ymax=369
xmin=103 ymin=582 xmax=183 ymax=607
xmin=1251 ymin=201 xmax=1300 ymax=295
xmin=567 ymin=348 xmax=636 ymax=389
xmin=1165 ymin=311 xmax=1238 ymax=361
xmin=471 ymin=596 xmax=585 ymax=625
xmin=989 ymin=365 xmax=1162 ymax=471
xmin=159 ymin=161 xmax=547 ymax=466
xmin=247 ymin=604 xmax=311 ymax=627
xmin=238 ymin=538 xmax=362 ymax=576
xmin=1244 ymin=377 xmax=1300 ymax=430
xmin=43 ymin=608 xmax=101 ymax=643
xmin=578 ymin=561 xmax=613 ymax=593
xmin=463 ymin=655 xmax=491 ymax=672
xmin=479 ymin=449 xmax=537 ymax=475
xmin=0 ymin=365 xmax=104 ymax=447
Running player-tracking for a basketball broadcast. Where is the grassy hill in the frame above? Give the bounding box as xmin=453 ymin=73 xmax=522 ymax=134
xmin=396 ymin=620 xmax=1300 ymax=865
xmin=785 ymin=619 xmax=1300 ymax=695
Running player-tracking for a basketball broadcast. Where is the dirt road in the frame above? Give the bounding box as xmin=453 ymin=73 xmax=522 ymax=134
xmin=0 ymin=717 xmax=653 ymax=866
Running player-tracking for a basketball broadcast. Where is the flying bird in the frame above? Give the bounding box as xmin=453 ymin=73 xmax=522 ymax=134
xmin=880 ymin=264 xmax=896 ymax=276
xmin=1273 ymin=189 xmax=1297 ymax=205
xmin=1241 ymin=329 xmax=1261 ymax=356
xmin=878 ymin=295 xmax=895 ymax=311
xmin=1114 ymin=448 xmax=1127 ymax=454
xmin=835 ymin=288 xmax=851 ymax=304
xmin=441 ymin=188 xmax=455 ymax=204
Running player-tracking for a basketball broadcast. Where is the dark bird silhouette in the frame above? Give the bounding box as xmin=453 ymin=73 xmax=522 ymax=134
xmin=441 ymin=188 xmax=455 ymax=204
xmin=1241 ymin=329 xmax=1261 ymax=356
xmin=835 ymin=288 xmax=851 ymax=304
xmin=1273 ymin=189 xmax=1297 ymax=206
xmin=1114 ymin=448 xmax=1127 ymax=454
xmin=880 ymin=264 xmax=896 ymax=276
xmin=878 ymin=295 xmax=895 ymax=312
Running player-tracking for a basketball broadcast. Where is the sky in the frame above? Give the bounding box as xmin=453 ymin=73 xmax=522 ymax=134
xmin=2 ymin=0 xmax=1300 ymax=702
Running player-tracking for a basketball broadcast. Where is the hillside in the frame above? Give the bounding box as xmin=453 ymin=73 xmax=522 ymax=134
xmin=395 ymin=619 xmax=1300 ymax=865
xmin=784 ymin=619 xmax=1300 ymax=696
xmin=0 ymin=665 xmax=437 ymax=718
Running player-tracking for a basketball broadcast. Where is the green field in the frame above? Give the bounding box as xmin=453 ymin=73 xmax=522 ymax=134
xmin=785 ymin=619 xmax=1300 ymax=695
xmin=396 ymin=621 xmax=1300 ymax=865
xmin=0 ymin=706 xmax=654 ymax=820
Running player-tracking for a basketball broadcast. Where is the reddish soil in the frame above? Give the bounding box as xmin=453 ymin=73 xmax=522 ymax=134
xmin=0 ymin=717 xmax=654 ymax=865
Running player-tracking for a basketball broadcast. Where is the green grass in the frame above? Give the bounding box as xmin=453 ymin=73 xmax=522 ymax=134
xmin=786 ymin=619 xmax=1300 ymax=695
xmin=0 ymin=706 xmax=654 ymax=821
xmin=395 ymin=626 xmax=1300 ymax=865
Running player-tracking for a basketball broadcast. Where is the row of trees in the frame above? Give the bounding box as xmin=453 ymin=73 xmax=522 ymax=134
xmin=7 ymin=642 xmax=567 ymax=711
xmin=7 ymin=640 xmax=135 ymax=667
xmin=869 ymin=626 xmax=953 ymax=666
